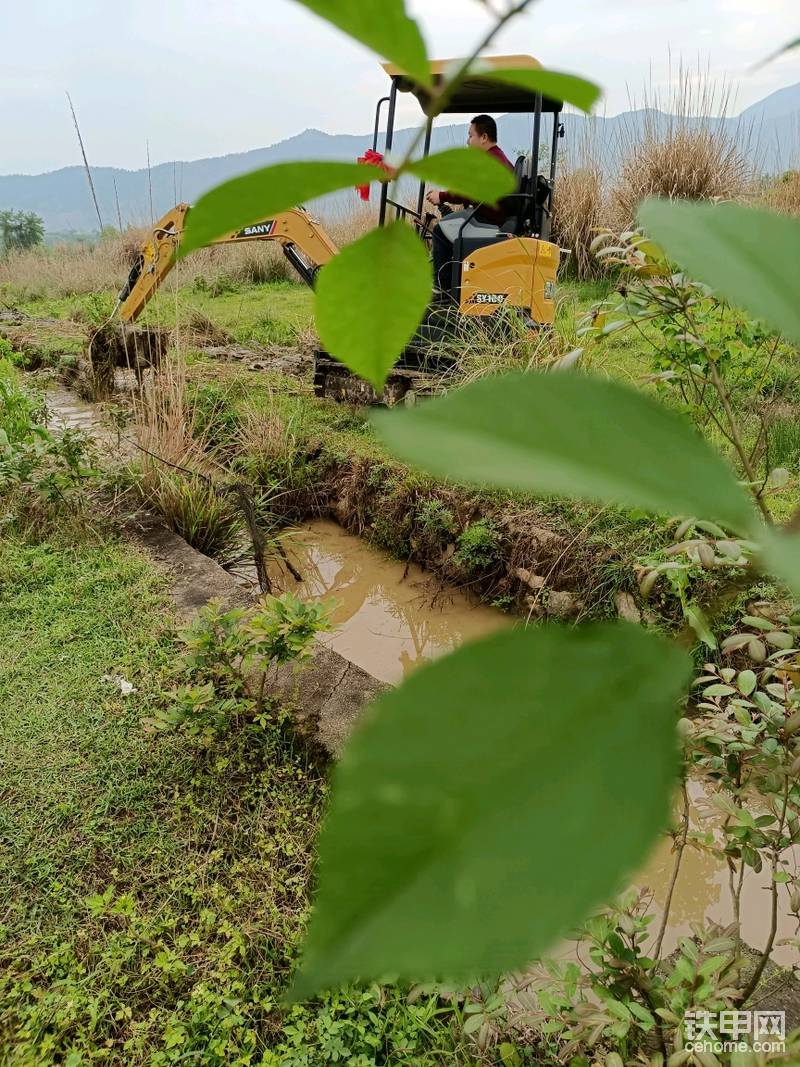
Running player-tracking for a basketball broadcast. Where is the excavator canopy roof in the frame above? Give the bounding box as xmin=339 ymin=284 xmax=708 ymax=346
xmin=381 ymin=54 xmax=561 ymax=114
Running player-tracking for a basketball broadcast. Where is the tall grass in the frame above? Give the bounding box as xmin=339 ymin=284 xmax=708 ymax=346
xmin=761 ymin=170 xmax=800 ymax=217
xmin=132 ymin=355 xmax=243 ymax=561
xmin=551 ymin=164 xmax=605 ymax=279
xmin=608 ymin=61 xmax=751 ymax=229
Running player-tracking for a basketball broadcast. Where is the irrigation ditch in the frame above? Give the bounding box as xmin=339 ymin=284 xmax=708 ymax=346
xmin=7 ymin=311 xmax=800 ymax=1025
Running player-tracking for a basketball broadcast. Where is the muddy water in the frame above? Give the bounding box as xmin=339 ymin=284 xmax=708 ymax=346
xmin=266 ymin=519 xmax=510 ymax=684
xmin=267 ymin=520 xmax=798 ymax=960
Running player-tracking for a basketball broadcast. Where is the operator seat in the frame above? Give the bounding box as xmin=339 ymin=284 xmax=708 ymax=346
xmin=450 ymin=154 xmax=529 ymax=275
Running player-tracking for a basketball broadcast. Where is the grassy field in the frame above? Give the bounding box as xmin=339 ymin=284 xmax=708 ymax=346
xmin=0 ymin=531 xmax=478 ymax=1066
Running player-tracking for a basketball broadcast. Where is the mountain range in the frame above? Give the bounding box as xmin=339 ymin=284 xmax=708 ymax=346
xmin=2 ymin=82 xmax=799 ymax=236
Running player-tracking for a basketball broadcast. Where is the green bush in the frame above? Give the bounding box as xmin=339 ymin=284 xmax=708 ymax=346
xmin=454 ymin=518 xmax=501 ymax=573
xmin=147 ymin=593 xmax=332 ymax=739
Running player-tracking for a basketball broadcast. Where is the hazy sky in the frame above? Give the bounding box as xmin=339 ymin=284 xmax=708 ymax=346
xmin=1 ymin=0 xmax=799 ymax=175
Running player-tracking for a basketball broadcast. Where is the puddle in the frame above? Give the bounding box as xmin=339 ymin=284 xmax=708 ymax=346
xmin=264 ymin=518 xmax=509 ymax=685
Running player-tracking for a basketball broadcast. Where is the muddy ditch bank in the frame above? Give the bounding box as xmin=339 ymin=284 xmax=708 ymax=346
xmin=253 ymin=446 xmax=631 ymax=624
xmin=0 ymin=311 xmax=309 ymax=391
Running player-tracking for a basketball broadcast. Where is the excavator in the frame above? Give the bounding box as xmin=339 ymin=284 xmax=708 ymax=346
xmin=115 ymin=54 xmax=564 ymax=404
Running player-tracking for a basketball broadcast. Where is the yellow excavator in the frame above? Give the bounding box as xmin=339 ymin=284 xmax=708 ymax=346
xmin=116 ymin=54 xmax=563 ymax=403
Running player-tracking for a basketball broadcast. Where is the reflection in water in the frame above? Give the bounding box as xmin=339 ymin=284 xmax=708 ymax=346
xmin=268 ymin=519 xmax=509 ymax=684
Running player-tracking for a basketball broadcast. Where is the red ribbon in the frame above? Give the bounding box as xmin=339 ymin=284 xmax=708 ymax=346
xmin=356 ymin=149 xmax=391 ymax=201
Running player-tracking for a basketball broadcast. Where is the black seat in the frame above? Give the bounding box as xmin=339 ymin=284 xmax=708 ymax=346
xmin=499 ymin=157 xmax=552 ymax=238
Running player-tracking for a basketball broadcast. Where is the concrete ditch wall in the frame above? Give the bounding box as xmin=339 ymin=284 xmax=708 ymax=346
xmin=122 ymin=508 xmax=387 ymax=758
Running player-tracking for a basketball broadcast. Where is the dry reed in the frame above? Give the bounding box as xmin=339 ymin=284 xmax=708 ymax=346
xmin=608 ymin=61 xmax=751 ymax=229
xmin=761 ymin=170 xmax=800 ymax=216
xmin=551 ymin=165 xmax=605 ymax=279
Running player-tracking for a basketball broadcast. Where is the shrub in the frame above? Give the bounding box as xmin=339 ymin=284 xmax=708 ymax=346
xmin=454 ymin=518 xmax=501 ymax=572
xmin=148 ymin=594 xmax=332 ymax=738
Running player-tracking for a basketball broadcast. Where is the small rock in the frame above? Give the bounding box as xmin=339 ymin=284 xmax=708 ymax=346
xmin=514 ymin=567 xmax=546 ymax=591
xmin=546 ymin=590 xmax=583 ymax=619
xmin=615 ymin=591 xmax=641 ymax=624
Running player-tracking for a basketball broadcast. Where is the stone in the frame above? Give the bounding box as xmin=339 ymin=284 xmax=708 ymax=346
xmin=514 ymin=567 xmax=546 ymax=591
xmin=615 ymin=591 xmax=642 ymax=624
xmin=546 ymin=590 xmax=583 ymax=618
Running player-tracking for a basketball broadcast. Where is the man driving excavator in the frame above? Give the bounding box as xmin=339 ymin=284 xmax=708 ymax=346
xmin=426 ymin=114 xmax=514 ymax=297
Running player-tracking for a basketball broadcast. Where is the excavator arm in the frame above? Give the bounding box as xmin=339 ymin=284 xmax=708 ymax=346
xmin=117 ymin=204 xmax=339 ymax=323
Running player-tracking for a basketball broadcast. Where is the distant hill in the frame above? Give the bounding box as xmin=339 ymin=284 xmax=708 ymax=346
xmin=2 ymin=83 xmax=799 ymax=236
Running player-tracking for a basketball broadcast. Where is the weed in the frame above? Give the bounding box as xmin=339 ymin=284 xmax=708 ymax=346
xmin=237 ymin=313 xmax=299 ymax=347
xmin=454 ymin=519 xmax=501 ymax=573
xmin=187 ymin=380 xmax=243 ymax=450
xmin=163 ymin=594 xmax=330 ymax=737
xmin=145 ymin=470 xmax=243 ymax=561
xmin=415 ymin=497 xmax=457 ymax=555
xmin=0 ymin=358 xmax=95 ymax=531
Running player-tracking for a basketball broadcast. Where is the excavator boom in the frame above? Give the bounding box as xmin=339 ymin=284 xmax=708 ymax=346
xmin=117 ymin=204 xmax=339 ymax=323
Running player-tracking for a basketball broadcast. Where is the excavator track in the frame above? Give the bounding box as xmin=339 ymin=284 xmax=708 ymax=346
xmin=313 ymin=353 xmax=446 ymax=406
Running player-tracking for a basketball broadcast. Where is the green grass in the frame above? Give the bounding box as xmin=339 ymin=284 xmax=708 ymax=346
xmin=0 ymin=533 xmax=476 ymax=1065
xmin=142 ymin=281 xmax=314 ymax=347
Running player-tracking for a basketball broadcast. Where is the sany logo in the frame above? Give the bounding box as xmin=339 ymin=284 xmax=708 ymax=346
xmin=236 ymin=221 xmax=276 ymax=238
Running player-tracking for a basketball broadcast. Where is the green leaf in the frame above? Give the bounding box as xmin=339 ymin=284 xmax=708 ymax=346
xmin=638 ymin=200 xmax=800 ymax=347
xmin=737 ymin=670 xmax=757 ymax=696
xmin=487 ymin=68 xmax=602 ymax=113
xmin=290 ymin=623 xmax=689 ymax=999
xmin=291 ymin=0 xmax=431 ymax=88
xmin=759 ymin=527 xmax=800 ymax=600
xmin=178 ymin=162 xmax=384 ymax=258
xmin=405 ymin=148 xmax=516 ymax=205
xmin=374 ymin=372 xmax=755 ymax=533
xmin=315 ymin=221 xmax=431 ymax=390
xmin=754 ymin=38 xmax=800 ymax=69
xmin=686 ymin=605 xmax=717 ymax=651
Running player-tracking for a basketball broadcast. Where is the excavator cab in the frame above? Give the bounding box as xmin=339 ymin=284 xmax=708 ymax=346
xmin=313 ymin=54 xmax=565 ymax=402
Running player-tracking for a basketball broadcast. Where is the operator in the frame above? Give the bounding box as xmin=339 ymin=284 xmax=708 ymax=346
xmin=426 ymin=114 xmax=514 ymax=297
